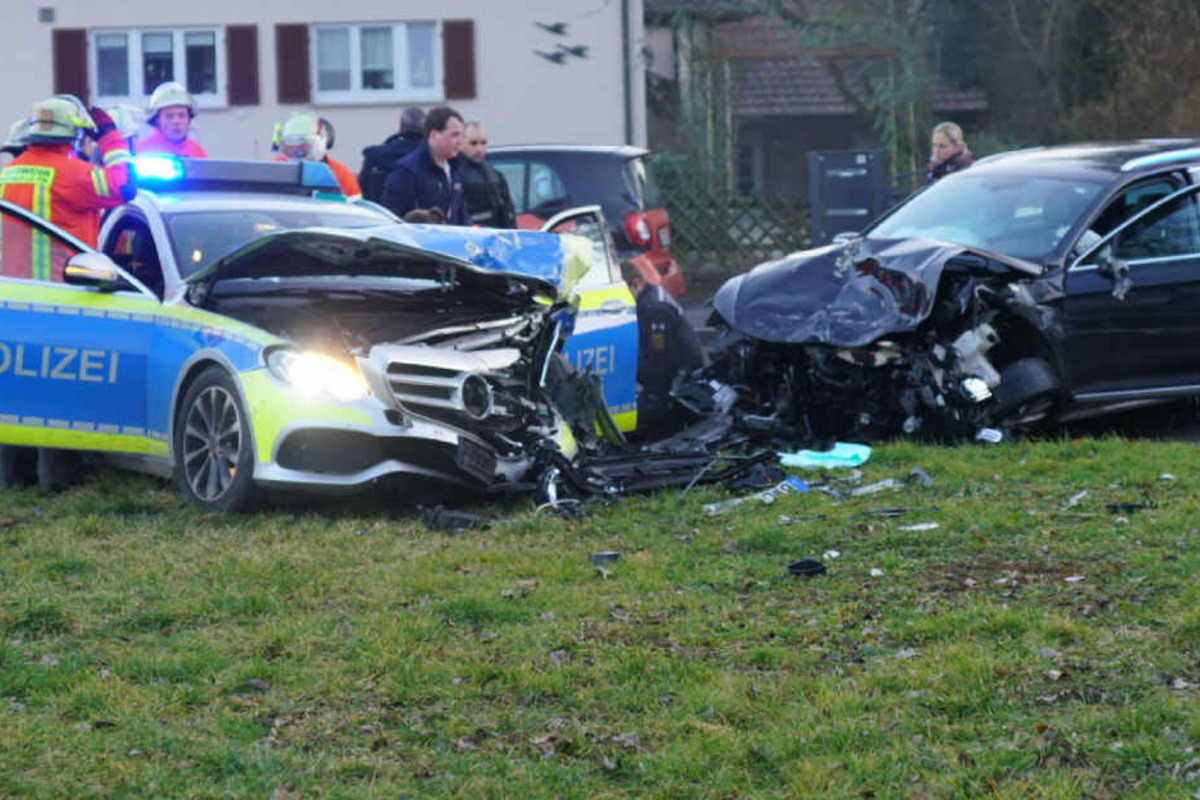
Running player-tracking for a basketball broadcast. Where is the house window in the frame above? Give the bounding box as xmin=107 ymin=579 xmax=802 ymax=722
xmin=310 ymin=22 xmax=442 ymax=104
xmin=90 ymin=28 xmax=225 ymax=108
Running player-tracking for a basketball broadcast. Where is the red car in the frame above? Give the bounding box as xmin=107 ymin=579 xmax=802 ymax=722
xmin=488 ymin=145 xmax=686 ymax=298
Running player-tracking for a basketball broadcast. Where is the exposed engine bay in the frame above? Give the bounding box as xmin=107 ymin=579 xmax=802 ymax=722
xmin=700 ymin=238 xmax=1061 ymax=446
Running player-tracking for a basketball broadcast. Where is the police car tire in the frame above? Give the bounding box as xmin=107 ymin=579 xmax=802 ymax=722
xmin=174 ymin=367 xmax=258 ymax=512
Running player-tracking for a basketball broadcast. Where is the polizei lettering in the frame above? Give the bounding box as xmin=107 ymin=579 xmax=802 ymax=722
xmin=0 ymin=343 xmax=120 ymax=384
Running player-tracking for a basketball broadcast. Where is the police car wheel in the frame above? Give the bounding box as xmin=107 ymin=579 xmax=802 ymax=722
xmin=174 ymin=368 xmax=258 ymax=512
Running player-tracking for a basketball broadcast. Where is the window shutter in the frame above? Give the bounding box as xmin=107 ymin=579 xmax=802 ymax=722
xmin=52 ymin=29 xmax=89 ymax=105
xmin=275 ymin=23 xmax=310 ymax=104
xmin=226 ymin=25 xmax=259 ymax=106
xmin=443 ymin=20 xmax=476 ymax=100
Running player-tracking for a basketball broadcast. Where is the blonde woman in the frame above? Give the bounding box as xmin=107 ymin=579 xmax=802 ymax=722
xmin=927 ymin=121 xmax=973 ymax=183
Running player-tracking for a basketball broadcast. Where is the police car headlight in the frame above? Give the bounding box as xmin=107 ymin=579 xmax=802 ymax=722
xmin=267 ymin=349 xmax=370 ymax=402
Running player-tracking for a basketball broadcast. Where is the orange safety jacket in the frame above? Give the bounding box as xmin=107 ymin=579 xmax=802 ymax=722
xmin=273 ymin=154 xmax=362 ymax=199
xmin=136 ymin=128 xmax=208 ymax=158
xmin=0 ymin=130 xmax=134 ymax=281
xmin=324 ymin=157 xmax=362 ymax=199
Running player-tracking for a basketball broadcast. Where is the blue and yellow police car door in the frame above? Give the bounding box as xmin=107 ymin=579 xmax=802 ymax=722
xmin=541 ymin=209 xmax=639 ymax=432
xmin=0 ymin=207 xmax=158 ymax=456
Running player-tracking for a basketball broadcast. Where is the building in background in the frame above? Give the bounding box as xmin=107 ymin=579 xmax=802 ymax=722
xmin=644 ymin=1 xmax=987 ymax=196
xmin=2 ymin=0 xmax=646 ymax=171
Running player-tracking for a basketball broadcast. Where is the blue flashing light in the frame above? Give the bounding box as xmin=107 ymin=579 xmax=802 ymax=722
xmin=132 ymin=154 xmax=185 ymax=181
xmin=300 ymin=160 xmax=341 ymax=192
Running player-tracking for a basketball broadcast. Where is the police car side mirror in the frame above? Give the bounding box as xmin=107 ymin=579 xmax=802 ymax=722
xmin=64 ymin=253 xmax=135 ymax=293
xmin=832 ymin=231 xmax=862 ymax=245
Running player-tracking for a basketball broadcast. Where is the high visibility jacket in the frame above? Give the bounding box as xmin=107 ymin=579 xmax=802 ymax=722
xmin=273 ymin=154 xmax=361 ymax=199
xmin=136 ymin=129 xmax=208 ymax=158
xmin=324 ymin=157 xmax=361 ymax=200
xmin=0 ymin=130 xmax=134 ymax=281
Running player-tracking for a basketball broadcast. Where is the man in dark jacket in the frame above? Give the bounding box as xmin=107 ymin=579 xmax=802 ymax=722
xmin=457 ymin=121 xmax=515 ymax=228
xmin=620 ymin=260 xmax=708 ymax=436
xmin=380 ymin=107 xmax=468 ymax=225
xmin=358 ymin=107 xmax=425 ymax=203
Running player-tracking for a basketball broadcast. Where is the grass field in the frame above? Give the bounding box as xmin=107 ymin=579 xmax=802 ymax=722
xmin=1 ymin=438 xmax=1199 ymax=799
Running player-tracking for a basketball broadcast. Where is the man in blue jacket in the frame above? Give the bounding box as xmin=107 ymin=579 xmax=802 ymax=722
xmin=381 ymin=106 xmax=468 ymax=224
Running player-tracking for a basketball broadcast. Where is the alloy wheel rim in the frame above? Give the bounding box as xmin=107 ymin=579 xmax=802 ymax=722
xmin=182 ymin=386 xmax=242 ymax=501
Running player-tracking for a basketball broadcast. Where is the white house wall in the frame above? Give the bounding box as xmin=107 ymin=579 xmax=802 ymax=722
xmin=0 ymin=0 xmax=646 ymax=171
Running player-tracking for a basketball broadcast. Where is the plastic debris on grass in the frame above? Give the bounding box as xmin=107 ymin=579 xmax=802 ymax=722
xmin=778 ymin=442 xmax=871 ymax=469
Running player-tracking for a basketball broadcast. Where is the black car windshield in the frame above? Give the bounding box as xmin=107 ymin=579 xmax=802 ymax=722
xmin=165 ymin=207 xmax=389 ymax=277
xmin=869 ymin=173 xmax=1106 ymax=262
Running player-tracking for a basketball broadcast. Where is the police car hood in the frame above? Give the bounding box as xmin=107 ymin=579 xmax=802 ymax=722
xmin=712 ymin=237 xmax=1042 ymax=348
xmin=189 ymin=224 xmax=591 ymax=297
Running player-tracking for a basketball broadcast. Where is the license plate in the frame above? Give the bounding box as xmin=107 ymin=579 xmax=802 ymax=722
xmin=658 ymin=227 xmax=670 ymax=247
xmin=456 ymin=437 xmax=497 ymax=483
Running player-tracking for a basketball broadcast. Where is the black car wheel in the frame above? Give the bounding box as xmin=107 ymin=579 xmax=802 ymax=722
xmin=174 ymin=367 xmax=258 ymax=512
xmin=992 ymin=357 xmax=1059 ymax=428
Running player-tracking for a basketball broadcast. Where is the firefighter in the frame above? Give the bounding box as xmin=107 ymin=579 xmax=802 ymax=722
xmin=1 ymin=117 xmax=29 ymax=163
xmin=0 ymin=97 xmax=135 ymax=491
xmin=0 ymin=96 xmax=135 ymax=276
xmin=272 ymin=112 xmax=361 ymax=199
xmin=137 ymin=81 xmax=208 ymax=158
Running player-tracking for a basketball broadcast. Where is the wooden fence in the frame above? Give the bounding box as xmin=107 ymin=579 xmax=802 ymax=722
xmin=650 ymin=160 xmax=811 ymax=293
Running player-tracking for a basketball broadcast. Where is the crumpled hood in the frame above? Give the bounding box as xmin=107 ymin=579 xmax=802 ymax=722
xmin=189 ymin=223 xmax=591 ymax=296
xmin=712 ymin=237 xmax=1042 ymax=348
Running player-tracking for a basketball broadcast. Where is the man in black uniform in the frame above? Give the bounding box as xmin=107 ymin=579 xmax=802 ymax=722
xmin=457 ymin=121 xmax=515 ymax=228
xmin=620 ymin=260 xmax=708 ymax=436
xmin=359 ymin=107 xmax=425 ymax=203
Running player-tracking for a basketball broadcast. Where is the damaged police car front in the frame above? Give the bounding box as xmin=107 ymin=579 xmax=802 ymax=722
xmin=0 ymin=157 xmax=626 ymax=510
xmin=710 ymin=140 xmax=1200 ymax=443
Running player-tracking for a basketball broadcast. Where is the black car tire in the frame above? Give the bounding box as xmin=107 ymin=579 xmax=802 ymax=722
xmin=174 ymin=367 xmax=258 ymax=512
xmin=992 ymin=357 xmax=1059 ymax=427
xmin=0 ymin=445 xmax=37 ymax=489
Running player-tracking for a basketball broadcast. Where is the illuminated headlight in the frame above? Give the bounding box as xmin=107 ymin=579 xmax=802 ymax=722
xmin=457 ymin=372 xmax=494 ymax=420
xmin=267 ymin=349 xmax=370 ymax=402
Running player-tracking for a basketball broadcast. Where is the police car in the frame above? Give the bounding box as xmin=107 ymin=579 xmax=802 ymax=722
xmin=0 ymin=156 xmax=637 ymax=509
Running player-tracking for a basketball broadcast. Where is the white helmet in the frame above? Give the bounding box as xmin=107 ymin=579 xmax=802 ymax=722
xmin=23 ymin=96 xmax=95 ymax=144
xmin=104 ymin=104 xmax=147 ymax=139
xmin=146 ymin=81 xmax=196 ymax=123
xmin=3 ymin=117 xmax=30 ymax=154
xmin=277 ymin=112 xmax=327 ymax=162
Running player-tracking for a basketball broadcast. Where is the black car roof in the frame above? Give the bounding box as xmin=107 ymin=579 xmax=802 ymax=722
xmin=970 ymin=139 xmax=1200 ymax=180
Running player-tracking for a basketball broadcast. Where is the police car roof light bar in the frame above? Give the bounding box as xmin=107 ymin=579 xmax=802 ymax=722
xmin=300 ymin=161 xmax=340 ymax=192
xmin=130 ymin=156 xmax=342 ymax=195
xmin=132 ymin=154 xmax=185 ymax=181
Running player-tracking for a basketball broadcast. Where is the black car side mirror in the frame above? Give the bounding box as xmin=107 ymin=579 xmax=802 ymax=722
xmin=1097 ymin=250 xmax=1131 ymax=301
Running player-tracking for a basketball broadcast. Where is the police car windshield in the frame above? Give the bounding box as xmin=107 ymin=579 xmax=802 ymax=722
xmin=164 ymin=208 xmax=387 ymax=277
xmin=868 ymin=173 xmax=1105 ymax=262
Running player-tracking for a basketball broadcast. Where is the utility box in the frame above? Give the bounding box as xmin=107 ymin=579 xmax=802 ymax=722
xmin=807 ymin=149 xmax=888 ymax=246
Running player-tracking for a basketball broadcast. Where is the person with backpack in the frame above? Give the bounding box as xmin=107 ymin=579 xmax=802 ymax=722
xmin=359 ymin=107 xmax=424 ymax=203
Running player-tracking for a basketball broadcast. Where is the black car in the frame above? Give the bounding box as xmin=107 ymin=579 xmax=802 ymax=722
xmin=488 ymin=145 xmax=686 ymax=297
xmin=710 ymin=139 xmax=1200 ymax=442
